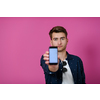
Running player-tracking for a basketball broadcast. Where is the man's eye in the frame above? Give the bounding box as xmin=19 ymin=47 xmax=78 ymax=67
xmin=54 ymin=38 xmax=57 ymax=41
xmin=61 ymin=38 xmax=64 ymax=40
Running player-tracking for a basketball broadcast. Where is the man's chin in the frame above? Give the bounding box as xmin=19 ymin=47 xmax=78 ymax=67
xmin=58 ymin=48 xmax=65 ymax=52
xmin=58 ymin=50 xmax=62 ymax=52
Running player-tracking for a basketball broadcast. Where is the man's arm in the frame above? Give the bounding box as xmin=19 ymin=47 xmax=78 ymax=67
xmin=40 ymin=54 xmax=60 ymax=84
xmin=79 ymin=58 xmax=86 ymax=84
xmin=42 ymin=51 xmax=59 ymax=72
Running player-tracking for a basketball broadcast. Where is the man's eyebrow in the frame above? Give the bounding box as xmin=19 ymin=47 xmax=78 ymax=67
xmin=60 ymin=37 xmax=66 ymax=39
xmin=53 ymin=37 xmax=58 ymax=39
xmin=53 ymin=37 xmax=66 ymax=39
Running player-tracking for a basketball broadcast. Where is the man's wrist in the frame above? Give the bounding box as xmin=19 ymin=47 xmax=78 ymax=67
xmin=48 ymin=65 xmax=59 ymax=72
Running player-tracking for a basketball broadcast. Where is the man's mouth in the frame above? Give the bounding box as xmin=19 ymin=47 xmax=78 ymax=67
xmin=58 ymin=46 xmax=62 ymax=47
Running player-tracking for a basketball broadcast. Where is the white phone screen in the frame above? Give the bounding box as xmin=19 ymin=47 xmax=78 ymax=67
xmin=49 ymin=48 xmax=58 ymax=64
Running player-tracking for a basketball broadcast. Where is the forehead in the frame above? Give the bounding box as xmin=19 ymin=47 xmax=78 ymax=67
xmin=52 ymin=32 xmax=66 ymax=38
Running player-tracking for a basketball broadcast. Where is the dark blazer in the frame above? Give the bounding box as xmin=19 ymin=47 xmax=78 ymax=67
xmin=40 ymin=51 xmax=85 ymax=84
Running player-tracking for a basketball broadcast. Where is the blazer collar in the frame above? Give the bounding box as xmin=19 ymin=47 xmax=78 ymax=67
xmin=66 ymin=51 xmax=73 ymax=60
xmin=59 ymin=51 xmax=73 ymax=63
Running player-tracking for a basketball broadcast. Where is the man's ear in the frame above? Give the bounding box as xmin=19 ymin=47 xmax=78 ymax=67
xmin=50 ymin=40 xmax=52 ymax=46
xmin=66 ymin=38 xmax=68 ymax=44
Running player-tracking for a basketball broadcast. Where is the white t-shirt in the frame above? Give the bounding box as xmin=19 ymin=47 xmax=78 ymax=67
xmin=62 ymin=60 xmax=74 ymax=84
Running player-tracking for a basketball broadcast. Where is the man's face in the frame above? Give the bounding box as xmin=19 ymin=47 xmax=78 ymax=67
xmin=50 ymin=32 xmax=68 ymax=52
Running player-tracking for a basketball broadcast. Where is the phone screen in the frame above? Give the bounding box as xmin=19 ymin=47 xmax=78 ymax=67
xmin=49 ymin=46 xmax=58 ymax=65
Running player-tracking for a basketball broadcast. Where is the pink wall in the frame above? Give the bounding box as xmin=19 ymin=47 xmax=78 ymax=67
xmin=0 ymin=17 xmax=100 ymax=84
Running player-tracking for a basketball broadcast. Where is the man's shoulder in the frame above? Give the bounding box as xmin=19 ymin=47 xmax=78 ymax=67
xmin=68 ymin=53 xmax=82 ymax=61
xmin=40 ymin=55 xmax=46 ymax=66
xmin=40 ymin=55 xmax=44 ymax=60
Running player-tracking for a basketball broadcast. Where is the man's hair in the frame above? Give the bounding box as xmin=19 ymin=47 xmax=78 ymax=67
xmin=49 ymin=26 xmax=68 ymax=40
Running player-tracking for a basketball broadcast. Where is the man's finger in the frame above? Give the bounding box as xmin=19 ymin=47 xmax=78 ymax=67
xmin=43 ymin=57 xmax=49 ymax=61
xmin=45 ymin=61 xmax=49 ymax=65
xmin=46 ymin=51 xmax=49 ymax=54
xmin=43 ymin=54 xmax=49 ymax=57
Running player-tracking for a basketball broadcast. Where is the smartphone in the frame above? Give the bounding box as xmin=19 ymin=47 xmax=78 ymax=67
xmin=49 ymin=46 xmax=58 ymax=65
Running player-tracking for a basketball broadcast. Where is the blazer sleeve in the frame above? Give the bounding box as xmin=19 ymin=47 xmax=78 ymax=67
xmin=40 ymin=55 xmax=57 ymax=74
xmin=79 ymin=58 xmax=86 ymax=84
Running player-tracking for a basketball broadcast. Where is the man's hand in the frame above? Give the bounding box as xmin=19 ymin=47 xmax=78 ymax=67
xmin=43 ymin=51 xmax=60 ymax=72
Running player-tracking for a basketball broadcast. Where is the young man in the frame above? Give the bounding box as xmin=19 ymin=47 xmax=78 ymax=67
xmin=40 ymin=26 xmax=85 ymax=84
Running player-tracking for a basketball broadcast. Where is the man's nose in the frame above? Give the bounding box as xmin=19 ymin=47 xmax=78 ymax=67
xmin=58 ymin=39 xmax=62 ymax=45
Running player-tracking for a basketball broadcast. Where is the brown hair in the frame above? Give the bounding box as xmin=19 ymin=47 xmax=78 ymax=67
xmin=49 ymin=26 xmax=68 ymax=40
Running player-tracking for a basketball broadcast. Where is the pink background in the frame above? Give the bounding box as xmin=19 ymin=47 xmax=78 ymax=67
xmin=0 ymin=17 xmax=100 ymax=84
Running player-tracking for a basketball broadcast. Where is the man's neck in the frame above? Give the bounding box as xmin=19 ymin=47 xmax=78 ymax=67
xmin=58 ymin=50 xmax=67 ymax=61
